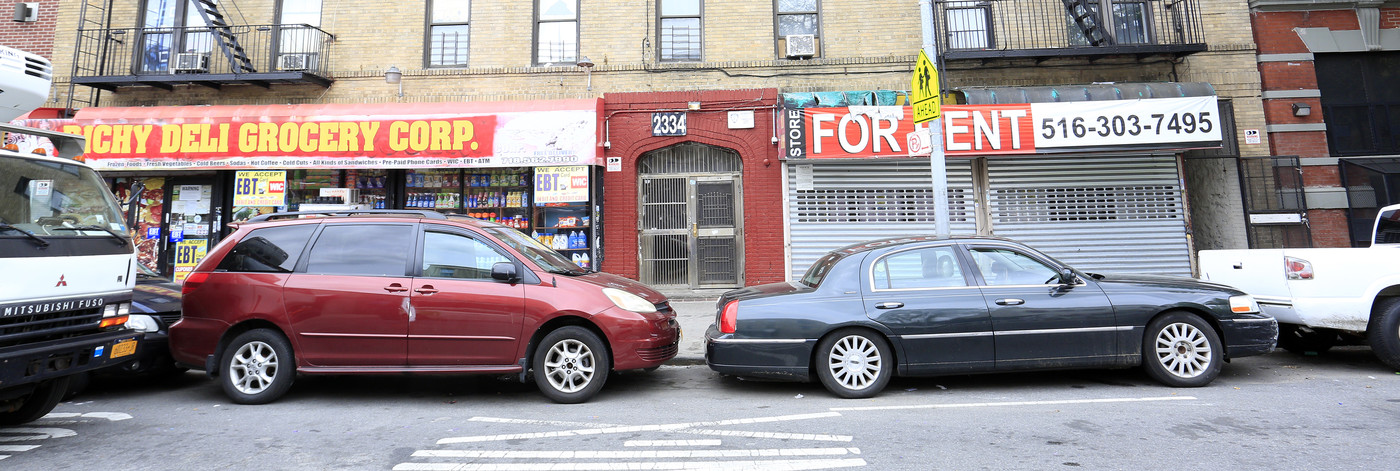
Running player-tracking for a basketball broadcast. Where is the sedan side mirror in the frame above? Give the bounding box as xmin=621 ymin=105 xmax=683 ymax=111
xmin=491 ymin=261 xmax=519 ymax=282
xmin=1056 ymin=267 xmax=1078 ymax=285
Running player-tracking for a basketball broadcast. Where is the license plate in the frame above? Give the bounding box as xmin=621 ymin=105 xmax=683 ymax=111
xmin=111 ymin=339 xmax=138 ymax=358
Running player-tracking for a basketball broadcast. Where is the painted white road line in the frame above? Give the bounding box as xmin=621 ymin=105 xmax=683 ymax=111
xmin=829 ymin=395 xmax=1198 ymax=412
xmin=393 ymin=458 xmax=869 ymax=470
xmin=624 ymin=440 xmax=723 ymax=447
xmin=440 ymin=413 xmax=842 ymax=444
xmin=467 ymin=417 xmax=852 ymax=442
xmin=0 ymin=445 xmax=40 ymax=452
xmin=0 ymin=428 xmax=77 ymax=442
xmin=413 ymin=447 xmax=861 ymax=459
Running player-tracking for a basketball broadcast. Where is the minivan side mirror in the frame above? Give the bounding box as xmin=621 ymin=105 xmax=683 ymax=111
xmin=491 ymin=261 xmax=519 ymax=282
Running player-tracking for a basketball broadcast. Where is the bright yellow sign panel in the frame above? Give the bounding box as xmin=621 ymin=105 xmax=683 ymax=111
xmin=911 ymin=50 xmax=941 ymax=123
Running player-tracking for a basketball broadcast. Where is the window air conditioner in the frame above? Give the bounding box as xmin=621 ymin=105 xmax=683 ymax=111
xmin=172 ymin=53 xmax=209 ymax=73
xmin=785 ymin=34 xmax=816 ymax=58
xmin=277 ymin=53 xmax=316 ymax=71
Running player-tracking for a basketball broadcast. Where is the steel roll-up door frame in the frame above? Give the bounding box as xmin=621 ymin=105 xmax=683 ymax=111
xmin=985 ymin=153 xmax=1192 ymax=277
xmin=785 ymin=159 xmax=976 ymax=280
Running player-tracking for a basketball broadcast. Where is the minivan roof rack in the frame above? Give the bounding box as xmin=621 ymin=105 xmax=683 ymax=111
xmin=247 ymin=209 xmax=448 ymax=222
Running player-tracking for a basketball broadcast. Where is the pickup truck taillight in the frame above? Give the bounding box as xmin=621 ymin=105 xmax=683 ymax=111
xmin=1285 ymin=256 xmax=1314 ymax=280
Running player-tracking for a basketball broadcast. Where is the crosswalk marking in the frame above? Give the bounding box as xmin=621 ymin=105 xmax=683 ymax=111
xmin=393 ymin=458 xmax=869 ymax=470
xmin=625 ymin=440 xmax=722 ymax=447
xmin=412 ymin=448 xmax=860 ymax=459
xmin=442 ymin=413 xmax=843 ymax=444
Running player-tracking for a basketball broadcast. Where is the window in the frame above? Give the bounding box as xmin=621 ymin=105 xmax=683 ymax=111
xmin=139 ymin=0 xmax=212 ymax=72
xmin=1066 ymin=1 xmax=1151 ymax=46
xmin=945 ymin=1 xmax=992 ymax=50
xmin=421 ymin=231 xmax=510 ymax=280
xmin=216 ymin=225 xmax=316 ymax=273
xmin=659 ymin=0 xmax=701 ymax=62
xmin=278 ymin=0 xmax=323 ymax=56
xmin=775 ymin=0 xmax=819 ymax=58
xmin=428 ymin=0 xmax=471 ymax=67
xmin=872 ymin=247 xmax=965 ymax=290
xmin=1317 ymin=52 xmax=1400 ymax=156
xmin=536 ymin=0 xmax=578 ymax=65
xmin=304 ymin=225 xmax=414 ymax=276
xmin=968 ymin=248 xmax=1057 ymax=286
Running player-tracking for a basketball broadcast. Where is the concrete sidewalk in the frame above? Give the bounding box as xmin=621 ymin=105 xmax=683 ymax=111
xmin=667 ymin=299 xmax=719 ymax=365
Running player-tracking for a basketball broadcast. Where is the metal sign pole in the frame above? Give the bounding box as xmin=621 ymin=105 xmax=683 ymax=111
xmin=919 ymin=0 xmax=951 ymax=238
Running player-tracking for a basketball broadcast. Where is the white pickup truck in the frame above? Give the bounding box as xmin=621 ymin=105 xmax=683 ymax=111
xmin=1198 ymin=204 xmax=1400 ymax=369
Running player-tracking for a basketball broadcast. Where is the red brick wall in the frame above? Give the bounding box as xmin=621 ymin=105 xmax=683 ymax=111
xmin=600 ymin=89 xmax=784 ymax=286
xmin=0 ymin=0 xmax=61 ymax=58
xmin=1252 ymin=10 xmax=1362 ymax=54
xmin=1267 ymin=131 xmax=1329 ymax=158
xmin=1307 ymin=208 xmax=1352 ymax=247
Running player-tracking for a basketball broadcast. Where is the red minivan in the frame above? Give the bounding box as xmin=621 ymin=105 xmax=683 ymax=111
xmin=170 ymin=210 xmax=678 ymax=404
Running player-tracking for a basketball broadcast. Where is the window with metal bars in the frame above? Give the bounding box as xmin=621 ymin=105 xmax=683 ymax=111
xmin=536 ymin=0 xmax=578 ymax=65
xmin=427 ymin=0 xmax=470 ymax=67
xmin=659 ymin=0 xmax=702 ymax=62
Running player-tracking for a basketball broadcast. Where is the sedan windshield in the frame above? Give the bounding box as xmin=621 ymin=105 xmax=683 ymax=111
xmin=0 ymin=158 xmax=127 ymax=238
xmin=482 ymin=226 xmax=585 ymax=275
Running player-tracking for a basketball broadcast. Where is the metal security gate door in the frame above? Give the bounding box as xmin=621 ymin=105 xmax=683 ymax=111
xmin=639 ymin=176 xmax=744 ymax=288
xmin=986 ymin=154 xmax=1193 ymax=276
xmin=638 ymin=143 xmax=744 ymax=288
xmin=786 ymin=160 xmax=977 ymax=280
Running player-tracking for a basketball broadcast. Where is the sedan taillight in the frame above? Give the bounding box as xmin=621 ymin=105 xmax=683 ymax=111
xmin=720 ymin=301 xmax=739 ymax=334
xmin=1284 ymin=256 xmax=1313 ymax=280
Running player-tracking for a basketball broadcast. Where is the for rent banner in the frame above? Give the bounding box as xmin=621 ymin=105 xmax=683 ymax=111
xmin=784 ymin=96 xmax=1222 ymax=158
xmin=54 ymin=100 xmax=602 ymax=171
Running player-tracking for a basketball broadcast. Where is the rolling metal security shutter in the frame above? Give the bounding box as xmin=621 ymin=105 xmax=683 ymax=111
xmin=986 ymin=154 xmax=1191 ymax=276
xmin=787 ymin=160 xmax=976 ymax=280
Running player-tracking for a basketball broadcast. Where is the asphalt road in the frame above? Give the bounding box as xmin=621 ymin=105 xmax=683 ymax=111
xmin=3 ymin=346 xmax=1398 ymax=470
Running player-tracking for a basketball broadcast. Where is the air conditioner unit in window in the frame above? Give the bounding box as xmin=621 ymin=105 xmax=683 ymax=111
xmin=277 ymin=53 xmax=317 ymax=71
xmin=172 ymin=53 xmax=209 ymax=73
xmin=785 ymin=34 xmax=816 ymax=58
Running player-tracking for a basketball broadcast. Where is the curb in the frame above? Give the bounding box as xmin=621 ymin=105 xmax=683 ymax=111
xmin=666 ymin=356 xmax=706 ymax=366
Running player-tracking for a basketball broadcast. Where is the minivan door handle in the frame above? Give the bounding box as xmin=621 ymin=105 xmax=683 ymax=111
xmin=384 ymin=283 xmax=409 ymax=293
xmin=414 ymin=285 xmax=439 ymax=295
xmin=995 ymin=298 xmax=1025 ymax=306
xmin=875 ymin=302 xmax=904 ymax=309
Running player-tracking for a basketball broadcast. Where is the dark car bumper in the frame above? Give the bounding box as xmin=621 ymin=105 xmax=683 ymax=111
xmin=704 ymin=324 xmax=814 ymax=381
xmin=102 ymin=329 xmax=174 ymax=375
xmin=0 ymin=330 xmax=143 ymax=386
xmin=1220 ymin=316 xmax=1278 ymax=359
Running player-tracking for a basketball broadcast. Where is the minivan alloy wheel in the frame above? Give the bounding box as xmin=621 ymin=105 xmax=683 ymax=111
xmin=544 ymin=339 xmax=595 ymax=393
xmin=230 ymin=340 xmax=280 ymax=395
xmin=1154 ymin=322 xmax=1212 ymax=378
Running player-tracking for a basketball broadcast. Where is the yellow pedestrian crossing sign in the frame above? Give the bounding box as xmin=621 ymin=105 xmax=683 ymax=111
xmin=912 ymin=50 xmax=940 ymax=123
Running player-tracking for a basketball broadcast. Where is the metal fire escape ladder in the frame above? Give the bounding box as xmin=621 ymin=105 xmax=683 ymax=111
xmin=1061 ymin=0 xmax=1114 ymax=46
xmin=64 ymin=0 xmax=112 ymax=116
xmin=193 ymin=0 xmax=257 ymax=74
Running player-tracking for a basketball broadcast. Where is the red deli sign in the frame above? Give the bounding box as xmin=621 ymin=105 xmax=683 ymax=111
xmin=784 ymin=97 xmax=1221 ymax=158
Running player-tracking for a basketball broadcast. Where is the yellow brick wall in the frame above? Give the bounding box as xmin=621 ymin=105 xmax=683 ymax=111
xmin=42 ymin=0 xmax=1259 ymax=137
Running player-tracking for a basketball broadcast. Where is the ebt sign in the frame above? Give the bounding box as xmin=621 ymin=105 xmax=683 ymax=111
xmin=784 ymin=96 xmax=1222 ymax=159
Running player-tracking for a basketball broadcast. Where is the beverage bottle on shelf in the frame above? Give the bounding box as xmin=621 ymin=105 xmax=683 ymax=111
xmin=580 ymin=253 xmax=590 ymax=268
xmin=532 ymin=229 xmax=540 ymax=241
xmin=571 ymin=253 xmax=581 ymax=266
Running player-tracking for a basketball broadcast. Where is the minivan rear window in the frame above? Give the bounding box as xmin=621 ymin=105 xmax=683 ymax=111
xmin=216 ymin=225 xmax=316 ymax=273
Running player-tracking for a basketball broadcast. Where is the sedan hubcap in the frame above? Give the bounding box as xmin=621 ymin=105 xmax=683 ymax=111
xmin=544 ymin=339 xmax=594 ymax=393
xmin=828 ymin=335 xmax=881 ymax=390
xmin=230 ymin=341 xmax=278 ymax=395
xmin=1155 ymin=322 xmax=1212 ymax=378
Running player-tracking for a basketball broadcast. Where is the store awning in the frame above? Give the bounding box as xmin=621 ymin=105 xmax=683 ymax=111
xmin=60 ymin=99 xmax=603 ymax=171
xmin=958 ymin=82 xmax=1216 ymax=104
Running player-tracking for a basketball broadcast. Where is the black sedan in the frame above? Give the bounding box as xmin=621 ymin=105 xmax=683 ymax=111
xmin=704 ymin=236 xmax=1278 ymax=398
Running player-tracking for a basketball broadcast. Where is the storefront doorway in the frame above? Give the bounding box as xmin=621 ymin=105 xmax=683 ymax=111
xmin=637 ymin=143 xmax=744 ymax=288
xmin=165 ymin=176 xmax=220 ymax=282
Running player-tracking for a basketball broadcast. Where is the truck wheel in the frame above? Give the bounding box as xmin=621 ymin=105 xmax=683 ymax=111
xmin=0 ymin=376 xmax=72 ymax=426
xmin=533 ymin=326 xmax=610 ymax=404
xmin=1143 ymin=312 xmax=1223 ymax=387
xmin=1367 ymin=298 xmax=1400 ymax=370
xmin=220 ymin=329 xmax=296 ymax=405
xmin=1278 ymin=324 xmax=1337 ymax=355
